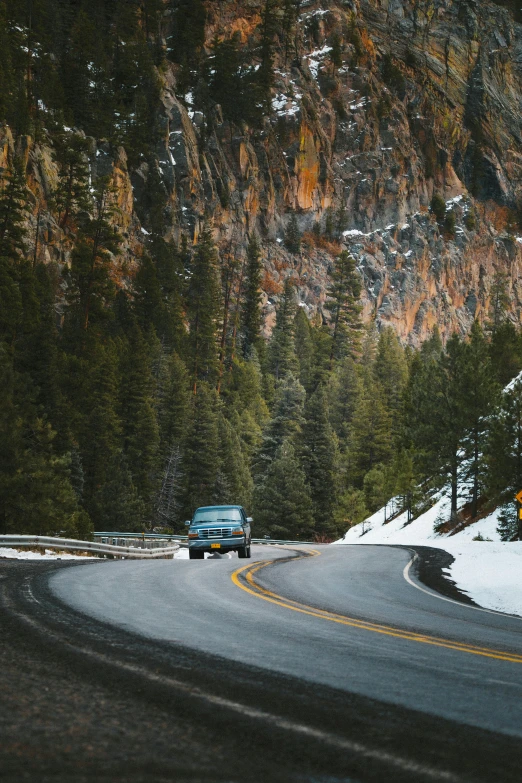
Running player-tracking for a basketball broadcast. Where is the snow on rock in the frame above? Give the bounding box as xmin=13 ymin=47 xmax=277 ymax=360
xmin=306 ymin=45 xmax=332 ymax=78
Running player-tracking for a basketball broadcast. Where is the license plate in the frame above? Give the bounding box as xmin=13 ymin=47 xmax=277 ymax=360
xmin=210 ymin=543 xmax=221 ymax=549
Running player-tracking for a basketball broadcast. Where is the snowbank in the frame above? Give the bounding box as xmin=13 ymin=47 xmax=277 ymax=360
xmin=441 ymin=541 xmax=522 ymax=617
xmin=0 ymin=547 xmax=95 ymax=560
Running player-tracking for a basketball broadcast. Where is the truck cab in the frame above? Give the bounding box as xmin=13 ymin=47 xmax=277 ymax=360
xmin=186 ymin=505 xmax=252 ymax=560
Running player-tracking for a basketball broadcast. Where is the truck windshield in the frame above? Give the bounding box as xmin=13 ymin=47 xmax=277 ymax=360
xmin=193 ymin=508 xmax=242 ymax=524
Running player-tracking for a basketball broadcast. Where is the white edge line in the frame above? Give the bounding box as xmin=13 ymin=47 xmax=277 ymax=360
xmin=403 ymin=554 xmax=521 ymax=619
xmin=9 ymin=587 xmax=459 ymax=783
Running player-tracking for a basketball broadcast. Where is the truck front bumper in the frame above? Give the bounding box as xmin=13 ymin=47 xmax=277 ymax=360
xmin=188 ymin=537 xmax=245 ymax=553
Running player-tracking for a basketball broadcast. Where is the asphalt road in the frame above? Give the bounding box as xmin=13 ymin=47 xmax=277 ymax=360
xmin=3 ymin=544 xmax=522 ymax=782
xmin=50 ymin=545 xmax=522 ymax=740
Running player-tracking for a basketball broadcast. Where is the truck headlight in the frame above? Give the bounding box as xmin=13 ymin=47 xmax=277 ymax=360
xmin=232 ymin=527 xmax=244 ymax=535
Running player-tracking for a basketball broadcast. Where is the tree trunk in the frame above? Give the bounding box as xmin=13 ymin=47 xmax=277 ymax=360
xmin=471 ymin=430 xmax=479 ymax=519
xmin=450 ymin=458 xmax=458 ymax=524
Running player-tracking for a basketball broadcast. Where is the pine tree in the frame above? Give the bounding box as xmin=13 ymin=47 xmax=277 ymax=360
xmin=487 ymin=271 xmax=510 ymax=335
xmin=284 ymin=213 xmax=301 ymax=253
xmin=253 ymin=440 xmax=314 ymax=539
xmin=484 ymin=378 xmax=522 ymax=540
xmin=328 ymin=355 xmax=362 ymax=443
xmin=119 ymin=323 xmax=160 ymax=513
xmin=209 ymin=33 xmax=254 ymax=124
xmin=216 ymin=413 xmax=253 ymax=508
xmin=221 ymin=353 xmax=269 ymax=426
xmin=310 ymin=321 xmax=334 ymax=389
xmin=64 ymin=176 xmax=121 ymax=332
xmin=489 ymin=321 xmax=522 ymax=387
xmin=149 ymin=236 xmax=187 ymax=352
xmin=460 ymin=322 xmax=500 ymax=517
xmin=392 ymin=448 xmax=418 ymax=522
xmin=294 ymin=306 xmax=313 ymax=390
xmin=281 ymin=0 xmax=300 ymax=64
xmin=325 ymin=250 xmax=362 ymax=366
xmin=333 ymin=489 xmax=368 ymax=536
xmin=0 ymin=158 xmax=30 ymax=259
xmin=268 ymin=278 xmax=299 ymax=380
xmin=0 ymin=5 xmax=17 ymax=128
xmin=360 ymin=322 xmax=379 ymax=368
xmin=363 ymin=463 xmax=392 ymax=514
xmin=350 ymin=373 xmax=392 ymax=485
xmin=217 ymin=236 xmax=242 ymax=392
xmin=167 ymin=0 xmax=206 ymax=72
xmin=91 ymin=451 xmax=145 ymax=532
xmin=298 ymin=385 xmax=339 ymax=536
xmin=231 ymin=406 xmax=264 ymax=465
xmin=186 ymin=225 xmax=220 ymax=392
xmin=132 ymin=254 xmax=165 ymax=336
xmin=70 ymin=339 xmax=124 ymax=525
xmin=253 ymin=372 xmax=305 ymax=479
xmin=374 ymin=327 xmax=408 ymax=440
xmin=155 ymin=350 xmax=190 ymax=460
xmin=0 ymin=344 xmax=91 ymax=537
xmin=242 ymin=233 xmax=263 ymax=357
xmin=406 ymin=331 xmax=468 ymax=523
xmin=181 ymin=382 xmax=221 ymax=519
xmin=51 ymin=132 xmax=91 ymax=231
xmin=14 ymin=262 xmax=64 ymax=441
xmin=257 ymin=0 xmax=279 ymax=114
xmin=0 ymin=254 xmax=22 ymax=342
xmin=331 ymin=34 xmax=343 ymax=71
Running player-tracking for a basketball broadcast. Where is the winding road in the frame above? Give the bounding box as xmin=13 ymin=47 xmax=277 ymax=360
xmin=50 ymin=544 xmax=522 ymax=738
xmin=3 ymin=544 xmax=522 ymax=782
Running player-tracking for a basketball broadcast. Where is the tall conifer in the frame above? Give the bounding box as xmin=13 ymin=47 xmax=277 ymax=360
xmin=187 ymin=225 xmax=220 ymax=392
xmin=181 ymin=382 xmax=221 ymax=518
xmin=325 ymin=250 xmax=362 ymax=366
xmin=299 ymin=385 xmax=339 ymax=535
xmin=268 ymin=278 xmax=298 ymax=380
xmin=242 ymin=233 xmax=263 ymax=357
xmin=253 ymin=440 xmax=314 ymax=539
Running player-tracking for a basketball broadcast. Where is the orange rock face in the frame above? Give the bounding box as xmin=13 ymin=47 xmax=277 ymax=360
xmin=7 ymin=0 xmax=522 ymax=344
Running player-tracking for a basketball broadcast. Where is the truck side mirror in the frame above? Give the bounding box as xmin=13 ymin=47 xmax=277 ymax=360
xmin=246 ymin=517 xmax=253 ymax=523
xmin=185 ymin=520 xmax=191 ymax=526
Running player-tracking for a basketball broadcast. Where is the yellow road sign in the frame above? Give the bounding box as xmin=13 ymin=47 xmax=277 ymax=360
xmin=516 ymin=490 xmax=522 ymax=504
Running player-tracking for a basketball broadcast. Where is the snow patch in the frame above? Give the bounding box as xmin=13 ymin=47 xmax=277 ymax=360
xmin=306 ymin=45 xmax=332 ymax=78
xmin=0 ymin=547 xmax=95 ymax=560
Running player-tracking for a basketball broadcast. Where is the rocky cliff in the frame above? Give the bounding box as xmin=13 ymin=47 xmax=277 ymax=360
xmin=10 ymin=0 xmax=522 ymax=344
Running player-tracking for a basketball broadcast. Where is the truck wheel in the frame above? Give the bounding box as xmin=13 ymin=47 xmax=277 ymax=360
xmin=237 ymin=546 xmax=246 ymax=558
xmin=189 ymin=550 xmax=204 ymax=560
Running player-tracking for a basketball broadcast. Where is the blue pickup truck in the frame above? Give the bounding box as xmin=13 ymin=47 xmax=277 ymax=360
xmin=186 ymin=505 xmax=253 ymax=560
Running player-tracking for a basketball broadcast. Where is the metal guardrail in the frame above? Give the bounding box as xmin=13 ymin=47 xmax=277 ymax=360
xmin=252 ymin=538 xmax=315 ymax=545
xmin=94 ymin=532 xmax=316 ymax=546
xmin=0 ymin=535 xmax=179 ymax=559
xmin=94 ymin=532 xmax=188 ymax=540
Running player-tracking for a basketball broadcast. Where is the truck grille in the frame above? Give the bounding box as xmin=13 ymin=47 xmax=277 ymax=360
xmin=199 ymin=528 xmax=232 ymax=539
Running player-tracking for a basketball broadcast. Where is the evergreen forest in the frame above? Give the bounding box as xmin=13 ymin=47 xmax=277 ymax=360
xmin=2 ymin=0 xmax=522 ymax=542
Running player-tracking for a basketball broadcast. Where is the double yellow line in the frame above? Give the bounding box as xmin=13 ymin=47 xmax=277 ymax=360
xmin=231 ymin=551 xmax=522 ymax=664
